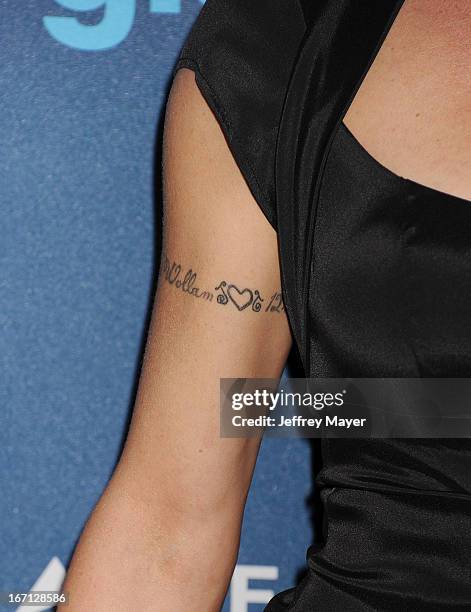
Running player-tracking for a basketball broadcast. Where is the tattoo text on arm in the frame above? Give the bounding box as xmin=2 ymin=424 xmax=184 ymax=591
xmin=162 ymin=255 xmax=285 ymax=314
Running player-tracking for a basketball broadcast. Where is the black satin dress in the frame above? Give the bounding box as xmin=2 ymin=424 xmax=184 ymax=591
xmin=265 ymin=122 xmax=471 ymax=610
xmin=174 ymin=0 xmax=471 ymax=609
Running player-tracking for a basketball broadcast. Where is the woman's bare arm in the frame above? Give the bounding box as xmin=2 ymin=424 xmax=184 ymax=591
xmin=59 ymin=68 xmax=292 ymax=612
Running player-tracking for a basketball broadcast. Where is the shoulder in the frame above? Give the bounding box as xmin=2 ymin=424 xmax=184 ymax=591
xmin=173 ymin=0 xmax=308 ymax=230
xmin=175 ymin=0 xmax=307 ymax=105
xmin=177 ymin=0 xmax=307 ymax=58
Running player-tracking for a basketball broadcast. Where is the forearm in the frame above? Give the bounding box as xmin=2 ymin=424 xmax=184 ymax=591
xmin=60 ymin=472 xmax=240 ymax=612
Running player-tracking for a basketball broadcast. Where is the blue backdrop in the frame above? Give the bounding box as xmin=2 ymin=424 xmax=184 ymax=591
xmin=1 ymin=2 xmax=313 ymax=610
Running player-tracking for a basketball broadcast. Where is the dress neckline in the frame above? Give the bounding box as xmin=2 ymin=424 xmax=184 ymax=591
xmin=339 ymin=121 xmax=471 ymax=206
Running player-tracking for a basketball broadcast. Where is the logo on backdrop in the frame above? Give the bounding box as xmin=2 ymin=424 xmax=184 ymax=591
xmin=44 ymin=0 xmax=205 ymax=51
xmin=16 ymin=557 xmax=65 ymax=612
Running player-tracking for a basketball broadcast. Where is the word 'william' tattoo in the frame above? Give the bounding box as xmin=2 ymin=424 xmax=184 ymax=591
xmin=162 ymin=256 xmax=285 ymax=314
xmin=162 ymin=256 xmax=214 ymax=301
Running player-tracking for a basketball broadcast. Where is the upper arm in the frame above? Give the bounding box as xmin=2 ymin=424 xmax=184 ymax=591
xmin=160 ymin=66 xmax=291 ymax=375
xmin=116 ymin=68 xmax=292 ymax=518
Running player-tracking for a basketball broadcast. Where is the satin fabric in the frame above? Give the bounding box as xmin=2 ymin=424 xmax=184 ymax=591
xmin=265 ymin=123 xmax=471 ymax=610
xmin=173 ymin=1 xmax=471 ymax=609
xmin=175 ymin=0 xmax=307 ymax=230
xmin=276 ymin=0 xmax=405 ymax=367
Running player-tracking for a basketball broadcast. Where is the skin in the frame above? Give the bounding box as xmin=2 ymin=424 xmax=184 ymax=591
xmin=59 ymin=67 xmax=292 ymax=611
xmin=60 ymin=1 xmax=470 ymax=610
xmin=344 ymin=0 xmax=471 ymax=202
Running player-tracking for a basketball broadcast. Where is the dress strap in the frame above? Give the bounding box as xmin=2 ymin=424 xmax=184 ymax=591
xmin=276 ymin=0 xmax=405 ymax=372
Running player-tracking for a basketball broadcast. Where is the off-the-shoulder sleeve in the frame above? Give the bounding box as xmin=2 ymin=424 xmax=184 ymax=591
xmin=173 ymin=0 xmax=306 ymax=230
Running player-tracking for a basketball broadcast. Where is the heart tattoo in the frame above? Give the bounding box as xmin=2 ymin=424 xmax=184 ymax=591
xmin=161 ymin=254 xmax=285 ymax=314
xmin=215 ymin=281 xmax=265 ymax=312
xmin=226 ymin=285 xmax=253 ymax=310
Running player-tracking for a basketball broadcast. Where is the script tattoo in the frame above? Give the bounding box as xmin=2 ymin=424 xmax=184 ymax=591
xmin=215 ymin=281 xmax=264 ymax=312
xmin=162 ymin=256 xmax=214 ymax=301
xmin=215 ymin=283 xmax=285 ymax=314
xmin=264 ymin=292 xmax=285 ymax=313
xmin=162 ymin=255 xmax=285 ymax=314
